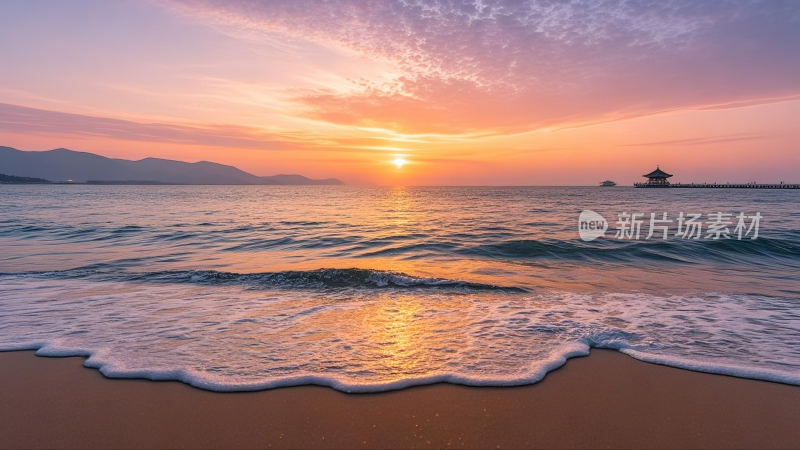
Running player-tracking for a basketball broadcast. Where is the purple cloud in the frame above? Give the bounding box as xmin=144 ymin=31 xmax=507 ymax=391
xmin=166 ymin=0 xmax=800 ymax=133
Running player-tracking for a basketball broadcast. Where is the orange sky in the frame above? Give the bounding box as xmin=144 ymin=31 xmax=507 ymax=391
xmin=1 ymin=1 xmax=799 ymax=185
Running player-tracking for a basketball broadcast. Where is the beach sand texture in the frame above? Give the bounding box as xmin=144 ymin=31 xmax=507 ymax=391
xmin=1 ymin=349 xmax=798 ymax=449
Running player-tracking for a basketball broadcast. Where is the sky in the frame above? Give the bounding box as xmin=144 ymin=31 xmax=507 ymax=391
xmin=1 ymin=0 xmax=799 ymax=185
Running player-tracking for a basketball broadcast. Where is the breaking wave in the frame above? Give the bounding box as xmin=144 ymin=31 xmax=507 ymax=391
xmin=6 ymin=268 xmax=526 ymax=292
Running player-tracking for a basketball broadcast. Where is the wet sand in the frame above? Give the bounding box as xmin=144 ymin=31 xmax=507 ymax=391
xmin=1 ymin=349 xmax=798 ymax=449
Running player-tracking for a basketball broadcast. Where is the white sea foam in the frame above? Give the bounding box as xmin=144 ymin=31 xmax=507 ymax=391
xmin=0 ymin=276 xmax=798 ymax=392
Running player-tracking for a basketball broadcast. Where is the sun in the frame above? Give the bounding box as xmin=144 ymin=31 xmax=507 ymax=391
xmin=391 ymin=157 xmax=408 ymax=169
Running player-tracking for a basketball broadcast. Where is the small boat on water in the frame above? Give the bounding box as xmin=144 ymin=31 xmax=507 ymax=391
xmin=600 ymin=180 xmax=617 ymax=187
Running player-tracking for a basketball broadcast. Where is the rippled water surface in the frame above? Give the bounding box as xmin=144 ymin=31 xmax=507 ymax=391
xmin=0 ymin=186 xmax=798 ymax=391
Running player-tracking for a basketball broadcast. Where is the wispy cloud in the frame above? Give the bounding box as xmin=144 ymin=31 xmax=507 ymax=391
xmin=0 ymin=103 xmax=477 ymax=155
xmin=621 ymin=134 xmax=767 ymax=147
xmin=163 ymin=0 xmax=800 ymax=133
xmin=0 ymin=103 xmax=304 ymax=151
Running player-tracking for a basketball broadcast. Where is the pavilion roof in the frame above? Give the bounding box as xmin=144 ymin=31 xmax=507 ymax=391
xmin=643 ymin=167 xmax=673 ymax=178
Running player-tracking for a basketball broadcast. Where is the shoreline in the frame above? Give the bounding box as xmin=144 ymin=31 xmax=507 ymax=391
xmin=1 ymin=349 xmax=798 ymax=449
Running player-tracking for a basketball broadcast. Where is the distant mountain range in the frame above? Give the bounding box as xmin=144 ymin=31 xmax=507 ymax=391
xmin=0 ymin=146 xmax=344 ymax=185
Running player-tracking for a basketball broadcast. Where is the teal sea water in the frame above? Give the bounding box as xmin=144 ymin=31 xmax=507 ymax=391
xmin=0 ymin=185 xmax=798 ymax=391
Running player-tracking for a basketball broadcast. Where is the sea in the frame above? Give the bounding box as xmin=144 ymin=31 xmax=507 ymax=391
xmin=0 ymin=185 xmax=798 ymax=392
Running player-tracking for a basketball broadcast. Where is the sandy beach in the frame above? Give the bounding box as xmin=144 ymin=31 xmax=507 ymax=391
xmin=1 ymin=349 xmax=797 ymax=449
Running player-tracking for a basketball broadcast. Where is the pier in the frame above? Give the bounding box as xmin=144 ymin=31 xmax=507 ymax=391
xmin=635 ymin=182 xmax=799 ymax=189
xmin=633 ymin=166 xmax=798 ymax=189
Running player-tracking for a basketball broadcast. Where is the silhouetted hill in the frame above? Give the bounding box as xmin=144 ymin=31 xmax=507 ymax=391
xmin=0 ymin=147 xmax=344 ymax=185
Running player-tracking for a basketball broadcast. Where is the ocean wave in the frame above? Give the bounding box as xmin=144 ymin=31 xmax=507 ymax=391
xmin=462 ymin=235 xmax=800 ymax=265
xmin=7 ymin=268 xmax=526 ymax=292
xmin=3 ymin=213 xmax=799 ymax=268
xmin=0 ymin=278 xmax=798 ymax=393
xmin=0 ymin=341 xmax=593 ymax=393
xmin=4 ymin=338 xmax=798 ymax=394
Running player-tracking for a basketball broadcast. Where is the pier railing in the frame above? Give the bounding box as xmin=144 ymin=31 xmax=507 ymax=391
xmin=634 ymin=182 xmax=799 ymax=189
